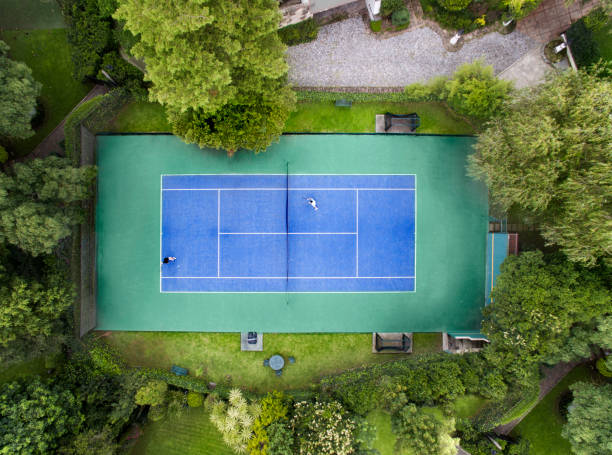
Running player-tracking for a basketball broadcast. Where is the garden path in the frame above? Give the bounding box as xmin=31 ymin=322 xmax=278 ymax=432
xmin=287 ymin=17 xmax=537 ymax=87
xmin=516 ymin=0 xmax=600 ymax=43
xmin=494 ymin=360 xmax=582 ymax=435
xmin=26 ymin=84 xmax=108 ymax=161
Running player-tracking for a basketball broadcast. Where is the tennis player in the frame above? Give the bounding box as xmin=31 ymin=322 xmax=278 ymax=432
xmin=306 ymin=197 xmax=318 ymax=211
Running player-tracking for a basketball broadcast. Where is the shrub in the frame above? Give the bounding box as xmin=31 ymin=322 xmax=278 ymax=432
xmin=247 ymin=391 xmax=290 ymax=455
xmin=96 ymin=51 xmax=146 ymax=98
xmin=278 ymin=18 xmax=319 ymax=46
xmin=393 ymin=404 xmax=458 ymax=455
xmin=370 ymin=20 xmax=382 ymax=32
xmin=210 ymin=389 xmax=260 ymax=453
xmin=392 ymin=7 xmax=411 ymax=27
xmin=166 ymin=390 xmax=187 ymax=420
xmin=445 ymin=60 xmax=512 ymax=119
xmin=87 ymin=341 xmax=125 ymax=375
xmin=566 ymin=19 xmax=601 ymax=68
xmin=381 ymin=0 xmax=406 ymax=17
xmin=291 ymin=400 xmax=357 ymax=455
xmin=596 ymin=357 xmax=612 ymax=377
xmin=438 ymin=0 xmax=472 ymax=12
xmin=583 ymin=7 xmax=608 ymax=32
xmin=187 ymin=391 xmax=204 ymax=407
xmin=135 ymin=379 xmax=167 ymax=406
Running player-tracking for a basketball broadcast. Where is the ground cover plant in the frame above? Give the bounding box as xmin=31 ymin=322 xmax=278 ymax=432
xmin=103 ymin=332 xmax=407 ymax=392
xmin=511 ymin=364 xmax=603 ymax=455
xmin=0 ymin=29 xmax=92 ymax=157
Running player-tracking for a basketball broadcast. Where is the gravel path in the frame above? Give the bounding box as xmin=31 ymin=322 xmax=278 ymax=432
xmin=287 ymin=18 xmax=537 ymax=87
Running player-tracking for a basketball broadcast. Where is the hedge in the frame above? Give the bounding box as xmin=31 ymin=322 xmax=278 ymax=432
xmin=64 ymin=88 xmax=131 ymax=166
xmin=295 ymin=90 xmax=407 ymax=103
xmin=140 ymin=368 xmax=258 ymax=400
xmin=278 ymin=18 xmax=319 ymax=46
xmin=472 ymin=385 xmax=539 ymax=431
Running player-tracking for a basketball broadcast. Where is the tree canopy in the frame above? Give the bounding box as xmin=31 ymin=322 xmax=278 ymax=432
xmin=114 ymin=0 xmax=295 ymax=153
xmin=562 ymin=382 xmax=612 ymax=455
xmin=0 ymin=41 xmax=41 ymax=140
xmin=482 ymin=251 xmax=611 ymax=383
xmin=392 ymin=404 xmax=458 ymax=455
xmin=468 ymin=69 xmax=612 ymax=265
xmin=0 ymin=157 xmax=96 ymax=256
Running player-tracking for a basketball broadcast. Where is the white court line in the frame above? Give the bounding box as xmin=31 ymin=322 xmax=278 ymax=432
xmin=356 ymin=189 xmax=359 ymax=277
xmin=217 ymin=190 xmax=220 ymax=277
xmin=162 ymin=173 xmax=416 ymax=176
xmin=219 ymin=232 xmax=356 ymax=235
xmin=163 ymin=276 xmax=415 ymax=279
xmin=159 ymin=174 xmax=163 ymax=292
xmin=163 ymin=188 xmax=415 ymax=191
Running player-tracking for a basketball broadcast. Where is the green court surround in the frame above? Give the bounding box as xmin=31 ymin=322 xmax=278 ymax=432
xmin=96 ymin=134 xmax=487 ymax=332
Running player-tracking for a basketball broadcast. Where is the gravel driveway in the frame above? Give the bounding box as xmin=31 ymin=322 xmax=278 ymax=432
xmin=287 ymin=18 xmax=537 ymax=87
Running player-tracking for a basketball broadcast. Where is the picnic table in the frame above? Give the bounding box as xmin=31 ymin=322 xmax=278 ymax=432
xmin=269 ymin=355 xmax=285 ymax=371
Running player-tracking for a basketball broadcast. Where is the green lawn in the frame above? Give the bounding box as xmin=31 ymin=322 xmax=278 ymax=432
xmin=412 ymin=332 xmax=443 ymax=354
xmin=130 ymin=408 xmax=233 ymax=455
xmin=511 ymin=364 xmax=603 ymax=455
xmin=452 ymin=394 xmax=489 ymax=419
xmin=593 ymin=20 xmax=612 ymax=62
xmin=0 ymin=29 xmax=92 ymax=157
xmin=110 ymin=100 xmax=474 ymax=136
xmin=105 ymin=332 xmax=407 ymax=393
xmin=0 ymin=0 xmax=65 ymax=30
xmin=109 ymin=101 xmax=171 ymax=133
xmin=367 ymin=409 xmax=398 ymax=455
xmin=285 ymin=101 xmax=475 ymax=135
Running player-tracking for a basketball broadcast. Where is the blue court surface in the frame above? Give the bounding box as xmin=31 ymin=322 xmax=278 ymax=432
xmin=161 ymin=174 xmax=416 ymax=292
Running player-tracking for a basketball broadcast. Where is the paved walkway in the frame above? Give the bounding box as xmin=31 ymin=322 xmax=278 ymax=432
xmin=287 ymin=18 xmax=536 ymax=87
xmin=27 ymin=84 xmax=108 ymax=160
xmin=494 ymin=360 xmax=582 ymax=435
xmin=517 ymin=0 xmax=600 ymax=43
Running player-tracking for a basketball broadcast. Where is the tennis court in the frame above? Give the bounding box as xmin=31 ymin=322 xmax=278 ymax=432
xmin=96 ymin=134 xmax=487 ymax=332
xmin=161 ymin=174 xmax=415 ymax=292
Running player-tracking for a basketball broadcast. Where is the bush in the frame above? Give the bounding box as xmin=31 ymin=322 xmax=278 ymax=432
xmin=96 ymin=52 xmax=146 ymax=98
xmin=445 ymin=60 xmax=512 ymax=119
xmin=381 ymin=0 xmax=406 ymax=17
xmin=278 ymin=18 xmax=319 ymax=46
xmin=135 ymin=379 xmax=167 ymax=406
xmin=370 ymin=20 xmax=382 ymax=32
xmin=566 ymin=19 xmax=601 ymax=68
xmin=596 ymin=357 xmax=612 ymax=377
xmin=392 ymin=7 xmax=411 ymax=27
xmin=439 ymin=0 xmax=472 ymax=12
xmin=583 ymin=7 xmax=608 ymax=32
xmin=187 ymin=391 xmax=204 ymax=407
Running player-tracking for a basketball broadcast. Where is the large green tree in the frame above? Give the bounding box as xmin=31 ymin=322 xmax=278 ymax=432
xmin=392 ymin=404 xmax=458 ymax=455
xmin=482 ymin=251 xmax=611 ymax=383
xmin=0 ymin=378 xmax=83 ymax=454
xmin=0 ymin=41 xmax=42 ymax=140
xmin=468 ymin=69 xmax=612 ymax=265
xmin=0 ymin=157 xmax=96 ymax=256
xmin=562 ymin=382 xmax=612 ymax=455
xmin=114 ymin=0 xmax=295 ymax=153
xmin=0 ymin=275 xmax=73 ymax=347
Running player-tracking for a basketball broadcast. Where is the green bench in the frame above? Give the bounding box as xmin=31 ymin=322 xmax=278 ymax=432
xmin=335 ymin=99 xmax=352 ymax=108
